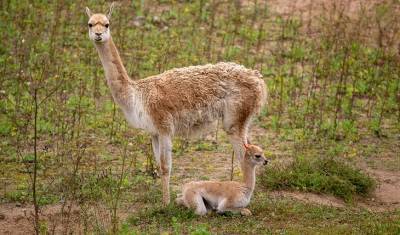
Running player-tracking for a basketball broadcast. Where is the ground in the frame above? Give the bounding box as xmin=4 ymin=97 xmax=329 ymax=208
xmin=1 ymin=124 xmax=399 ymax=234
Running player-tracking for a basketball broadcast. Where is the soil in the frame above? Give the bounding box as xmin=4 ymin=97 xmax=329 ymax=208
xmin=0 ymin=203 xmax=81 ymax=235
xmin=361 ymin=168 xmax=400 ymax=211
xmin=269 ymin=191 xmax=346 ymax=208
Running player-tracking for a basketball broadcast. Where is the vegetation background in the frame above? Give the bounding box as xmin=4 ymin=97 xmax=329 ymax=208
xmin=0 ymin=0 xmax=399 ymax=234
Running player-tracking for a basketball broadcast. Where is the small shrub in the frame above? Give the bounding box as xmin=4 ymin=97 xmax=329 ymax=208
xmin=261 ymin=156 xmax=376 ymax=201
xmin=4 ymin=190 xmax=29 ymax=203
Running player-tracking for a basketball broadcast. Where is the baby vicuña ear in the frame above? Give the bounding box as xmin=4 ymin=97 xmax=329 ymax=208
xmin=107 ymin=2 xmax=116 ymax=19
xmin=85 ymin=7 xmax=92 ymax=18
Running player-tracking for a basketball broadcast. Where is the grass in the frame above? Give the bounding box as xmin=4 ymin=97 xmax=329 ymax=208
xmin=261 ymin=156 xmax=376 ymax=202
xmin=118 ymin=190 xmax=400 ymax=234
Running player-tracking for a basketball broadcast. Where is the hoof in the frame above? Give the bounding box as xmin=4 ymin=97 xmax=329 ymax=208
xmin=195 ymin=209 xmax=207 ymax=216
xmin=240 ymin=208 xmax=252 ymax=216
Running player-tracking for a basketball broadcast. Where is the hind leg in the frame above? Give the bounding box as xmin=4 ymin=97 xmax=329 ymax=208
xmin=158 ymin=135 xmax=172 ymax=205
xmin=176 ymin=197 xmax=184 ymax=206
xmin=184 ymin=190 xmax=207 ymax=216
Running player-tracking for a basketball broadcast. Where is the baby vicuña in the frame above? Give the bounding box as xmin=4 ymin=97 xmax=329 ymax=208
xmin=176 ymin=144 xmax=268 ymax=216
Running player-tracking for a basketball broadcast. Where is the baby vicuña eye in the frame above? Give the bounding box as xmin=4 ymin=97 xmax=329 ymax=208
xmin=105 ymin=24 xmax=109 ymax=28
xmin=88 ymin=23 xmax=93 ymax=27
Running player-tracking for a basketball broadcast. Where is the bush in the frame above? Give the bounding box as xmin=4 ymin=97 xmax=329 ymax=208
xmin=261 ymin=156 xmax=376 ymax=202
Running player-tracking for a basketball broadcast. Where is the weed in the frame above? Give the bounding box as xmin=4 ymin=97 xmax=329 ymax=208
xmin=261 ymin=156 xmax=376 ymax=201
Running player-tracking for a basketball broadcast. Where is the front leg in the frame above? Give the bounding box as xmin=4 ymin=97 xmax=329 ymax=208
xmin=151 ymin=135 xmax=160 ymax=177
xmin=240 ymin=208 xmax=252 ymax=216
xmin=151 ymin=135 xmax=160 ymax=164
xmin=216 ymin=199 xmax=227 ymax=215
xmin=217 ymin=207 xmax=252 ymax=216
xmin=216 ymin=198 xmax=251 ymax=216
xmin=159 ymin=135 xmax=172 ymax=205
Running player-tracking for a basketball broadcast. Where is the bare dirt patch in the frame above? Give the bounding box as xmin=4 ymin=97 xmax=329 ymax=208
xmin=266 ymin=0 xmax=384 ymax=17
xmin=0 ymin=202 xmax=135 ymax=234
xmin=362 ymin=168 xmax=400 ymax=211
xmin=0 ymin=203 xmax=81 ymax=235
xmin=0 ymin=203 xmax=33 ymax=235
xmin=269 ymin=190 xmax=346 ymax=208
xmin=267 ymin=167 xmax=400 ymax=211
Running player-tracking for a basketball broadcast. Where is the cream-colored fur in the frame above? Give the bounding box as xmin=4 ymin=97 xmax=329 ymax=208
xmin=176 ymin=145 xmax=267 ymax=216
xmin=86 ymin=3 xmax=267 ymax=205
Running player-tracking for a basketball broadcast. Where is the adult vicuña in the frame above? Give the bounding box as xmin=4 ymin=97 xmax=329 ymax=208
xmin=176 ymin=144 xmax=267 ymax=216
xmin=85 ymin=3 xmax=267 ymax=205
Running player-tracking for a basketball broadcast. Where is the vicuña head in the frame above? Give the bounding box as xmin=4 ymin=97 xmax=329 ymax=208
xmin=85 ymin=3 xmax=115 ymax=43
xmin=243 ymin=144 xmax=268 ymax=167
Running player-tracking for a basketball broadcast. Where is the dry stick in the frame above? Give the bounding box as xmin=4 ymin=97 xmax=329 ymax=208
xmin=217 ymin=30 xmax=227 ymax=61
xmin=397 ymin=39 xmax=400 ymax=125
xmin=230 ymin=150 xmax=234 ymax=181
xmin=347 ymin=76 xmax=357 ymax=121
xmin=304 ymin=50 xmax=321 ymax=131
xmin=276 ymin=18 xmax=290 ymax=131
xmin=62 ymin=146 xmax=86 ymax=234
xmin=231 ymin=1 xmax=241 ymax=50
xmin=32 ymin=88 xmax=39 ymax=235
xmin=255 ymin=1 xmax=268 ymax=53
xmin=214 ymin=120 xmax=219 ymax=144
xmin=198 ymin=0 xmax=205 ymax=23
xmin=48 ymin=0 xmax=63 ymax=62
xmin=112 ymin=141 xmax=128 ymax=234
xmin=397 ymin=69 xmax=400 ymax=124
xmin=206 ymin=0 xmax=217 ymax=60
xmin=287 ymin=35 xmax=297 ymax=127
xmin=110 ymin=103 xmax=117 ymax=141
xmin=377 ymin=78 xmax=390 ymax=136
xmin=251 ymin=0 xmax=258 ymax=27
xmin=333 ymin=47 xmax=350 ymax=132
xmin=318 ymin=55 xmax=330 ymax=132
xmin=296 ymin=54 xmax=306 ymax=123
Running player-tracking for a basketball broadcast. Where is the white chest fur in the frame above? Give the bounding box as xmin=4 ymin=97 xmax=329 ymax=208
xmin=236 ymin=194 xmax=252 ymax=208
xmin=122 ymin=91 xmax=156 ymax=134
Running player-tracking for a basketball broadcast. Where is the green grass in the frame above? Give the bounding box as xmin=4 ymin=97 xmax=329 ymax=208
xmin=261 ymin=156 xmax=376 ymax=202
xmin=118 ymin=191 xmax=400 ymax=234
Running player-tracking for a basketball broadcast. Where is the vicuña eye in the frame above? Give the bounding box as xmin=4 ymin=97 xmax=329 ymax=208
xmin=88 ymin=23 xmax=93 ymax=27
xmin=255 ymin=155 xmax=261 ymax=158
xmin=105 ymin=24 xmax=109 ymax=28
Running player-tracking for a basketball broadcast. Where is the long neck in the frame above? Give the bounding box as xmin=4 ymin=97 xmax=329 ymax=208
xmin=94 ymin=37 xmax=133 ymax=106
xmin=241 ymin=162 xmax=257 ymax=194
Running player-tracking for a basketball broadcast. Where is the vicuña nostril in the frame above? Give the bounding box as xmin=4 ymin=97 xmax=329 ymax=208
xmin=95 ymin=33 xmax=102 ymax=36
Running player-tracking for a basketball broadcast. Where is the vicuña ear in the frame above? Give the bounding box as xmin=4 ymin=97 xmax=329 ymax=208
xmin=107 ymin=2 xmax=116 ymax=19
xmin=85 ymin=7 xmax=92 ymax=17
